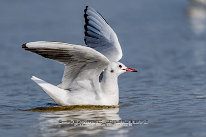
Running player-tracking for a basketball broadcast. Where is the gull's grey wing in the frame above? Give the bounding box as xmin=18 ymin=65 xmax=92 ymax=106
xmin=22 ymin=41 xmax=109 ymax=90
xmin=84 ymin=6 xmax=122 ymax=62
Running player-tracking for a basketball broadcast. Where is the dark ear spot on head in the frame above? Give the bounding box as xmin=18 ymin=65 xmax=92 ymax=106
xmin=110 ymin=69 xmax=114 ymax=73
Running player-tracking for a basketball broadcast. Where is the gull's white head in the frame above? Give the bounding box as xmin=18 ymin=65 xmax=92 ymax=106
xmin=106 ymin=62 xmax=137 ymax=76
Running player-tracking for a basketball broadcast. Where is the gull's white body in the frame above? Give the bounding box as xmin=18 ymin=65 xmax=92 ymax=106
xmin=31 ymin=68 xmax=120 ymax=106
xmin=23 ymin=6 xmax=135 ymax=106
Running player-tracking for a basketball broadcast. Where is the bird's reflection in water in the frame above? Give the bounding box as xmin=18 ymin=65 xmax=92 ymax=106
xmin=188 ymin=0 xmax=206 ymax=35
xmin=38 ymin=108 xmax=128 ymax=137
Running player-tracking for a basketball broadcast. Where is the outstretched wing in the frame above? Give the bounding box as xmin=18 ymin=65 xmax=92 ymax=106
xmin=22 ymin=41 xmax=109 ymax=90
xmin=84 ymin=6 xmax=122 ymax=62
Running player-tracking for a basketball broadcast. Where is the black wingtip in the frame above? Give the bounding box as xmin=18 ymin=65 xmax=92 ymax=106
xmin=84 ymin=6 xmax=89 ymax=41
xmin=84 ymin=6 xmax=89 ymax=23
xmin=22 ymin=43 xmax=27 ymax=49
xmin=84 ymin=38 xmax=87 ymax=45
xmin=85 ymin=6 xmax=88 ymax=11
xmin=84 ymin=6 xmax=88 ymax=15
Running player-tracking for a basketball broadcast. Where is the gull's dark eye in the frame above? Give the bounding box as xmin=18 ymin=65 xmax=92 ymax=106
xmin=119 ymin=65 xmax=122 ymax=68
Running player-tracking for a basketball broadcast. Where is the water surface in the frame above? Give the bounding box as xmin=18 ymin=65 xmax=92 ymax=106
xmin=0 ymin=0 xmax=206 ymax=137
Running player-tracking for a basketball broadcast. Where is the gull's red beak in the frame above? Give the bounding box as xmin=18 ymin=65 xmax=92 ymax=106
xmin=122 ymin=68 xmax=138 ymax=72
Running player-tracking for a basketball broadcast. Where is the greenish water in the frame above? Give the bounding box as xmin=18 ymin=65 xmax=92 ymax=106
xmin=25 ymin=105 xmax=118 ymax=112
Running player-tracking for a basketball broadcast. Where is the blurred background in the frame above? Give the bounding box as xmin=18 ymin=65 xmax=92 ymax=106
xmin=0 ymin=0 xmax=206 ymax=137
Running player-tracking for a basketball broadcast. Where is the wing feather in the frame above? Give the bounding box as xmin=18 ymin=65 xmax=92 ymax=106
xmin=84 ymin=6 xmax=122 ymax=62
xmin=22 ymin=41 xmax=109 ymax=90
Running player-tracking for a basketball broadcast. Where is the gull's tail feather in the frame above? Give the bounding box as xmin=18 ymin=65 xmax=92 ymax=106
xmin=31 ymin=76 xmax=68 ymax=106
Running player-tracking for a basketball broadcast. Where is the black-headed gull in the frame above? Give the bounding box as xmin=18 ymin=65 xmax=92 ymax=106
xmin=22 ymin=6 xmax=137 ymax=106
